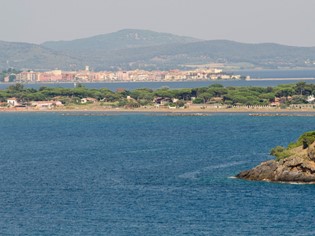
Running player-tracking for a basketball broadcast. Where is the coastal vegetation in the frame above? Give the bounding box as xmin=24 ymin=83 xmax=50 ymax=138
xmin=1 ymin=82 xmax=315 ymax=109
xmin=288 ymin=131 xmax=315 ymax=149
xmin=270 ymin=146 xmax=291 ymax=161
xmin=270 ymin=131 xmax=315 ymax=161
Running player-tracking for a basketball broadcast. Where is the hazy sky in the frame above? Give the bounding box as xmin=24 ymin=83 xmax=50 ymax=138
xmin=1 ymin=0 xmax=315 ymax=46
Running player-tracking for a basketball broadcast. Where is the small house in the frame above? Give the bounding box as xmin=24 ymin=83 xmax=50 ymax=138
xmin=81 ymin=97 xmax=97 ymax=104
xmin=307 ymin=95 xmax=315 ymax=103
xmin=7 ymin=98 xmax=19 ymax=107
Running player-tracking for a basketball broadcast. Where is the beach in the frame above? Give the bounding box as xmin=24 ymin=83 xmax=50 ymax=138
xmin=1 ymin=104 xmax=315 ymax=114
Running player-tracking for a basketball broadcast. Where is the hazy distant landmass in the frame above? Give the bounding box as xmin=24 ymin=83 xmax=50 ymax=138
xmin=1 ymin=29 xmax=315 ymax=71
xmin=0 ymin=40 xmax=81 ymax=70
xmin=42 ymin=29 xmax=200 ymax=52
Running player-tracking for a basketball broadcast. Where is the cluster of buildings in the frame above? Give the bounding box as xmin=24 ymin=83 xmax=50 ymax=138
xmin=8 ymin=67 xmax=245 ymax=83
xmin=6 ymin=98 xmax=64 ymax=109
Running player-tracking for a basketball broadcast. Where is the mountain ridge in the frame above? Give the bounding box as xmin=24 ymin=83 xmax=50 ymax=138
xmin=0 ymin=41 xmax=82 ymax=70
xmin=41 ymin=29 xmax=201 ymax=52
xmin=1 ymin=29 xmax=315 ymax=71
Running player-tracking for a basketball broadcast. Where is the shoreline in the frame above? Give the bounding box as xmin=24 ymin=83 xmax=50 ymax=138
xmin=247 ymin=77 xmax=315 ymax=81
xmin=2 ymin=106 xmax=315 ymax=114
xmin=1 ymin=77 xmax=315 ymax=85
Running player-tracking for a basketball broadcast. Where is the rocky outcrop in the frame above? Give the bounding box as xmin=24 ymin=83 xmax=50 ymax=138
xmin=236 ymin=142 xmax=315 ymax=183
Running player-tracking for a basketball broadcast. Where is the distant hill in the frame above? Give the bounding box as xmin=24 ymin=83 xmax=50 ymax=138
xmin=41 ymin=29 xmax=201 ymax=55
xmin=1 ymin=29 xmax=315 ymax=71
xmin=0 ymin=41 xmax=82 ymax=70
xmin=62 ymin=39 xmax=315 ymax=71
xmin=115 ymin=40 xmax=315 ymax=70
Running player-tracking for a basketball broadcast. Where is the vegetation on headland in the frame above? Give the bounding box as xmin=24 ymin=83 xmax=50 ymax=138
xmin=1 ymin=82 xmax=315 ymax=109
xmin=270 ymin=131 xmax=315 ymax=161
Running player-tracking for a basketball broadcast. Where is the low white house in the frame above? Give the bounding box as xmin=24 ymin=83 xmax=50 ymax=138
xmin=7 ymin=98 xmax=19 ymax=107
xmin=81 ymin=97 xmax=97 ymax=104
xmin=31 ymin=101 xmax=63 ymax=109
xmin=81 ymin=98 xmax=88 ymax=104
xmin=307 ymin=95 xmax=315 ymax=103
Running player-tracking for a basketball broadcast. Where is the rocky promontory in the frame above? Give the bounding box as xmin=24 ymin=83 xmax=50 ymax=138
xmin=236 ymin=131 xmax=315 ymax=183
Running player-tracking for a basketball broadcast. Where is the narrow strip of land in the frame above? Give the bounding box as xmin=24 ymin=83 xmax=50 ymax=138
xmin=1 ymin=106 xmax=315 ymax=114
xmin=248 ymin=77 xmax=315 ymax=81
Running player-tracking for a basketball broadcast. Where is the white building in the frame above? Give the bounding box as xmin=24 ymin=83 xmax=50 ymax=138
xmin=7 ymin=98 xmax=19 ymax=107
xmin=307 ymin=95 xmax=315 ymax=103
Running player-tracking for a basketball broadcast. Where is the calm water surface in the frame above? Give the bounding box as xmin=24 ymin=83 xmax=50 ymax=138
xmin=1 ymin=113 xmax=315 ymax=235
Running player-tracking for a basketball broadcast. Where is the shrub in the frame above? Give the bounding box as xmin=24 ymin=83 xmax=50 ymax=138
xmin=176 ymin=100 xmax=186 ymax=107
xmin=287 ymin=131 xmax=315 ymax=149
xmin=192 ymin=98 xmax=204 ymax=104
xmin=270 ymin=146 xmax=291 ymax=161
xmin=270 ymin=131 xmax=315 ymax=161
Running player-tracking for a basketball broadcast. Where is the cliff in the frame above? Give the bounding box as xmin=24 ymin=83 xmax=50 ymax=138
xmin=236 ymin=131 xmax=315 ymax=183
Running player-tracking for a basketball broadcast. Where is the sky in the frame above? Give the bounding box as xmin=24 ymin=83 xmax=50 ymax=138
xmin=1 ymin=0 xmax=315 ymax=46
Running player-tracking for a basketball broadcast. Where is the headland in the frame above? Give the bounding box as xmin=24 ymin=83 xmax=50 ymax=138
xmin=236 ymin=131 xmax=315 ymax=184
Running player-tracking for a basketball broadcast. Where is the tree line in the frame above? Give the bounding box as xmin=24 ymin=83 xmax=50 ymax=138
xmin=0 ymin=82 xmax=314 ymax=107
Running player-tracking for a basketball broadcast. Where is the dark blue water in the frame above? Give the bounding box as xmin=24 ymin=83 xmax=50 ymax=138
xmin=1 ymin=112 xmax=315 ymax=235
xmin=1 ymin=69 xmax=315 ymax=91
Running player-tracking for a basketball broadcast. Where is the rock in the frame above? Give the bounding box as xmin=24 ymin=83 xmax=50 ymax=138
xmin=236 ymin=160 xmax=278 ymax=182
xmin=307 ymin=142 xmax=315 ymax=161
xmin=236 ymin=135 xmax=315 ymax=183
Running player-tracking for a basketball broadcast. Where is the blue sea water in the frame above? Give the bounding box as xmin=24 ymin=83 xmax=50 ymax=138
xmin=1 ymin=112 xmax=315 ymax=235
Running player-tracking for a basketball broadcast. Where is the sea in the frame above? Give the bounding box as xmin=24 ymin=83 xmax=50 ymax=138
xmin=1 ymin=112 xmax=315 ymax=235
xmin=1 ymin=69 xmax=315 ymax=91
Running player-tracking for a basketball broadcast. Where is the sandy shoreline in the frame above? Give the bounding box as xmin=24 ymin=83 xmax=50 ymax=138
xmin=1 ymin=106 xmax=315 ymax=114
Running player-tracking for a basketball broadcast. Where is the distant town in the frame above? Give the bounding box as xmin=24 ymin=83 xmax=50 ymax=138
xmin=1 ymin=67 xmax=247 ymax=83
